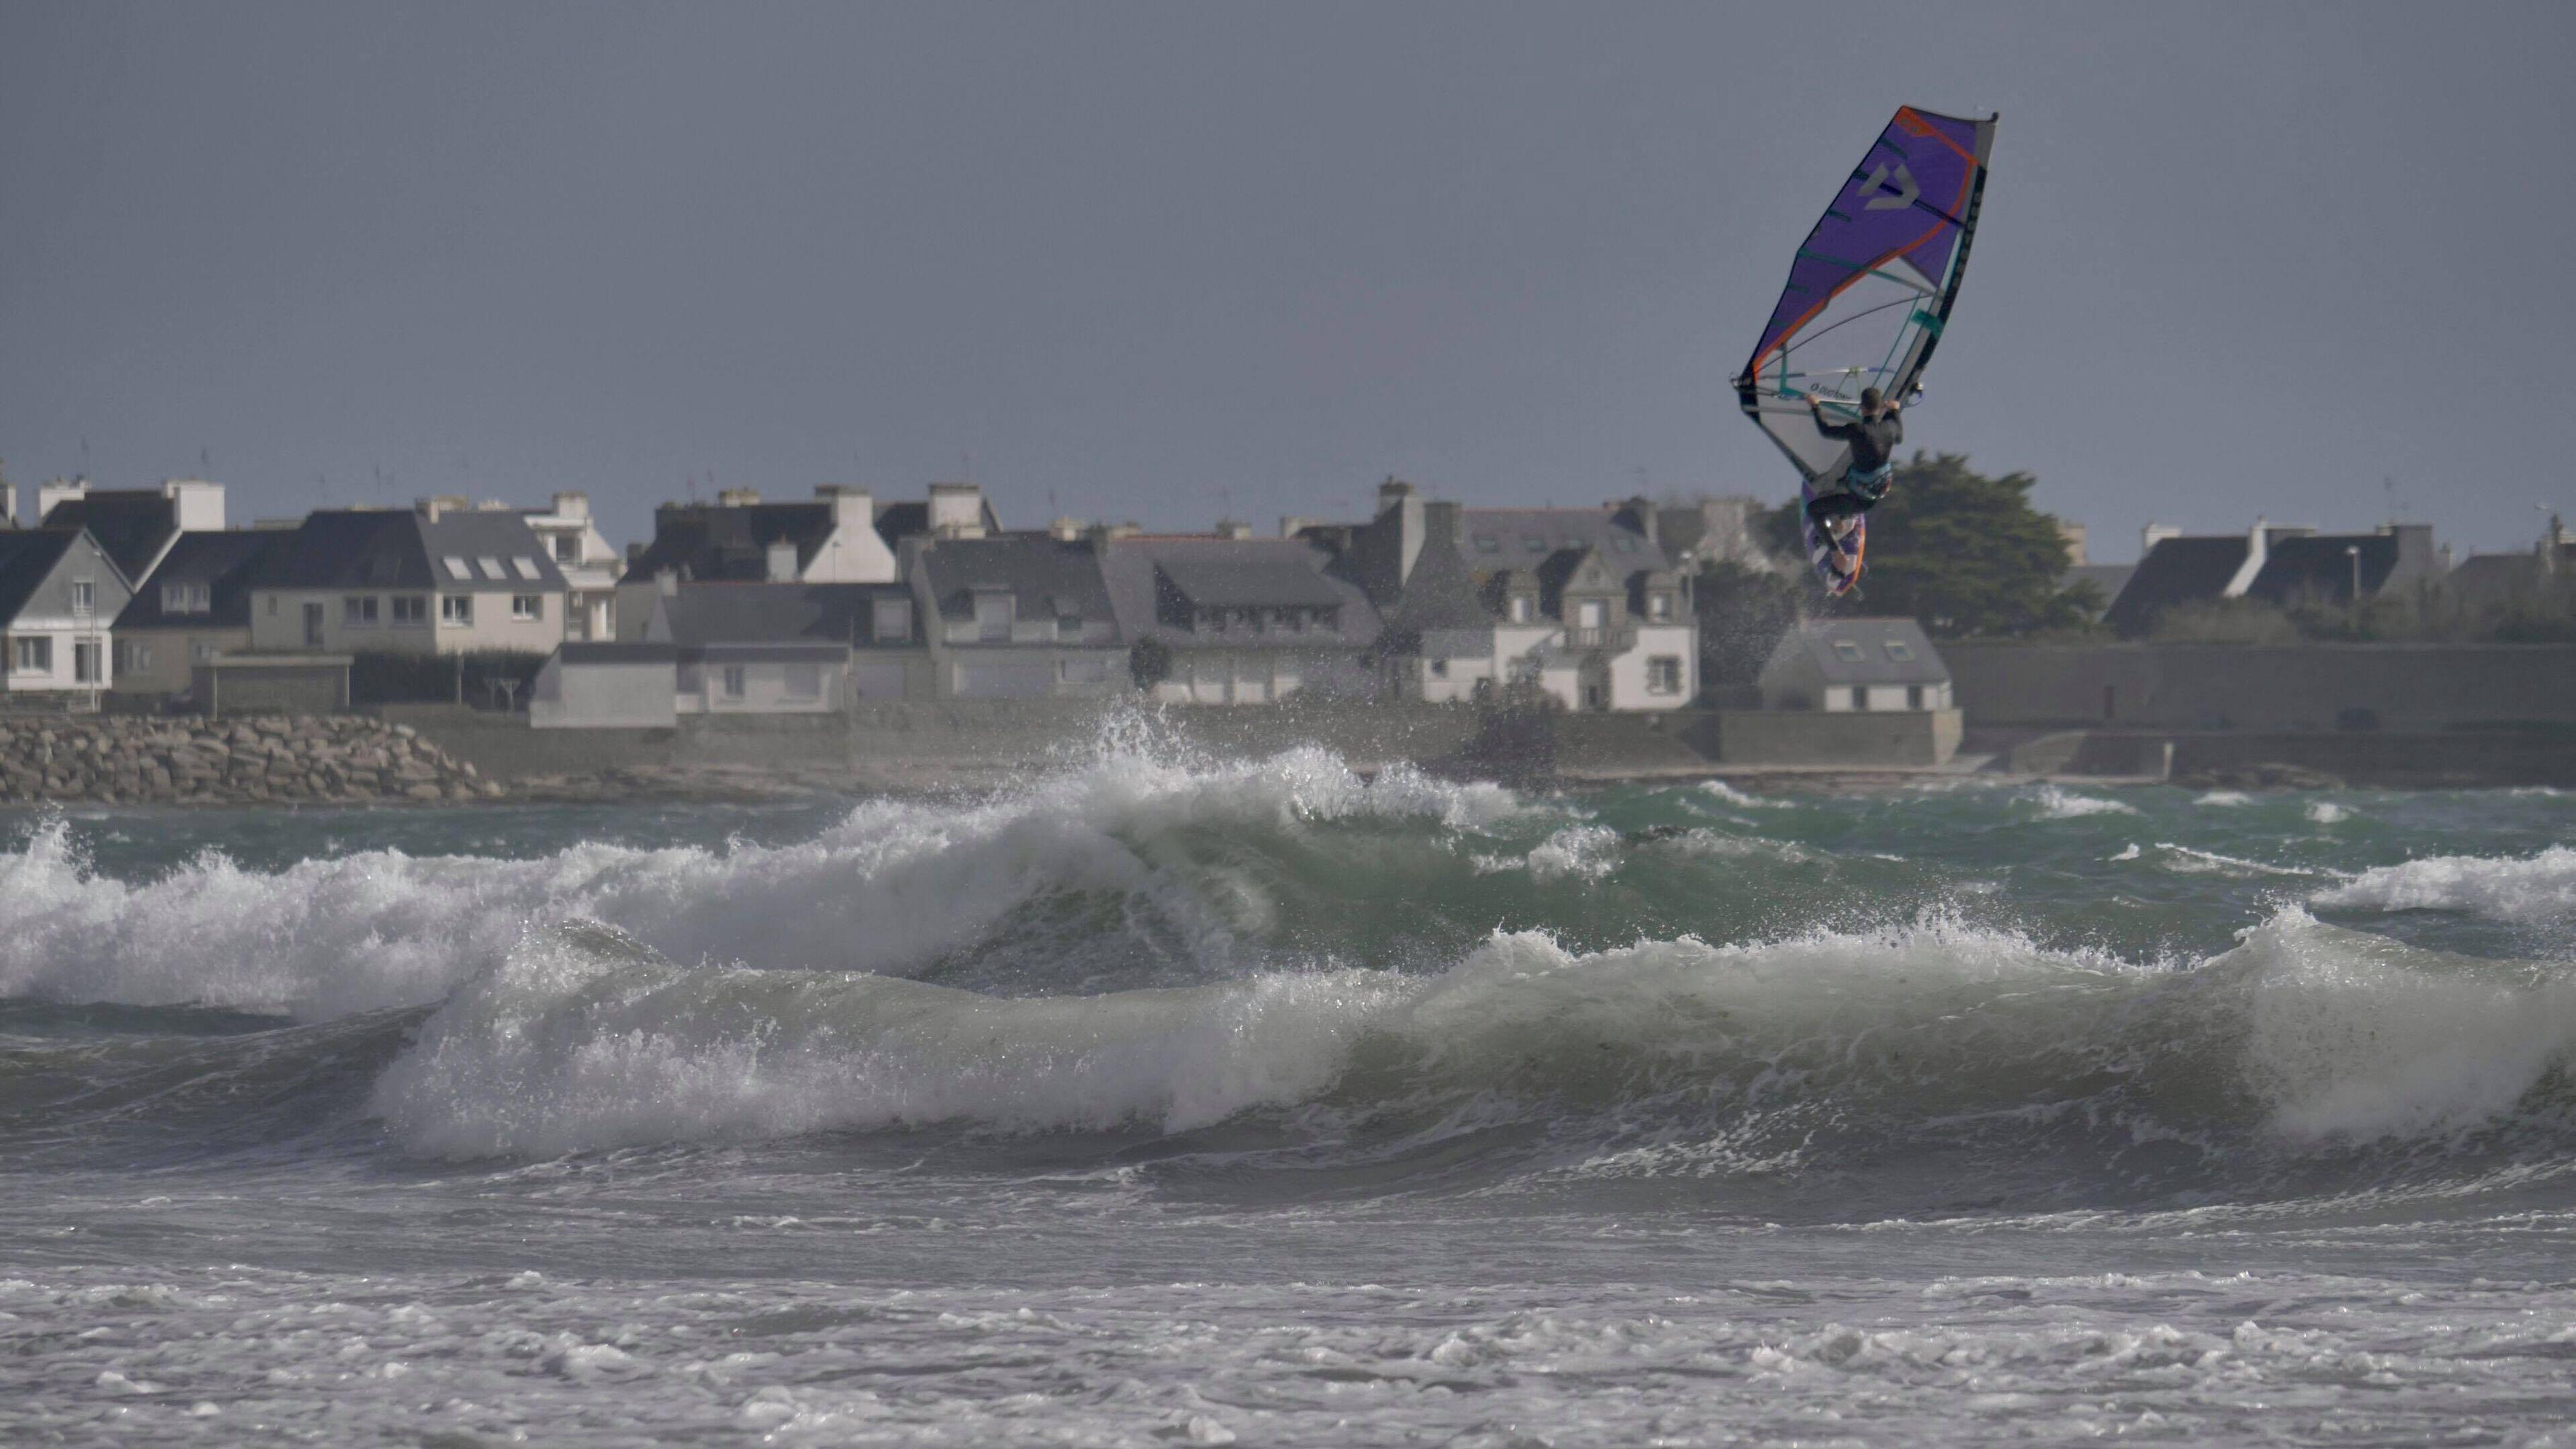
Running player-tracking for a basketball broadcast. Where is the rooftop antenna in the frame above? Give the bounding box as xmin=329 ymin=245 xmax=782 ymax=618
xmin=200 ymin=446 xmax=212 ymax=475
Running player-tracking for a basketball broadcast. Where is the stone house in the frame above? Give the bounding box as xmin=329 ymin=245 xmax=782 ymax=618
xmin=246 ymin=503 xmax=570 ymax=657
xmin=0 ymin=529 xmax=130 ymax=698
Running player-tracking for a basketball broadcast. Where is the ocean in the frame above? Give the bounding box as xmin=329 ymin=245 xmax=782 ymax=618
xmin=4 ymin=732 xmax=2575 ymax=1445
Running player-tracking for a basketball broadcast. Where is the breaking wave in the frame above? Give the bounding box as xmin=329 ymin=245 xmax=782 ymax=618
xmin=2311 ymin=845 xmax=2576 ymax=922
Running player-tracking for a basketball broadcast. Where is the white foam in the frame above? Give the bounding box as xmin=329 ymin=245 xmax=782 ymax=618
xmin=0 ymin=744 xmax=1522 ymax=1021
xmin=2195 ymin=791 xmax=2254 ymax=807
xmin=2311 ymin=846 xmax=2576 ymax=922
xmin=1695 ymin=780 xmax=1783 ymax=809
xmin=2306 ymin=802 xmax=2351 ymax=824
xmin=2026 ymin=787 xmax=2137 ymax=820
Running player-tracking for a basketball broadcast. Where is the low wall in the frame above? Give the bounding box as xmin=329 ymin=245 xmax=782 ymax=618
xmin=1715 ymin=709 xmax=1961 ymax=767
xmin=1945 ymin=642 xmax=2576 ymax=732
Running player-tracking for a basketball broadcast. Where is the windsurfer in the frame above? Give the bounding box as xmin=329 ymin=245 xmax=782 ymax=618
xmin=1803 ymin=387 xmax=1902 ymax=548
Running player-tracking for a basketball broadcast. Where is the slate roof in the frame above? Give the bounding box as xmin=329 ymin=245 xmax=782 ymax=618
xmin=1097 ymin=538 xmax=1378 ymax=652
xmin=2103 ymin=536 xmax=2251 ymax=637
xmin=2443 ymin=553 xmax=2546 ymax=615
xmin=38 ymin=490 xmax=178 ymax=585
xmin=1762 ymin=618 xmax=1949 ymax=687
xmin=2244 ymin=533 xmax=2403 ymax=606
xmin=1380 ymin=529 xmax=1491 ymax=638
xmin=0 ymin=531 xmax=80 ymax=623
xmin=2062 ymin=562 xmax=2135 ymax=611
xmin=871 ymin=495 xmax=999 ymax=549
xmin=651 ymin=582 xmax=913 ymax=647
xmin=621 ymin=502 xmax=837 ymax=584
xmin=1457 ymin=506 xmax=1680 ymax=575
xmin=115 ymin=531 xmax=294 ymax=630
xmin=916 ymin=534 xmax=1116 ymax=629
xmin=253 ymin=509 xmax=567 ymax=593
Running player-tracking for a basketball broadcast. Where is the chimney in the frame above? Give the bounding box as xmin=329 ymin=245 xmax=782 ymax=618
xmin=1422 ymin=500 xmax=1462 ymax=548
xmin=1215 ymin=519 xmax=1253 ymax=541
xmin=418 ymin=496 xmax=444 ymax=522
xmin=815 ymin=484 xmax=873 ymax=535
xmin=0 ymin=458 xmax=13 ymax=525
xmin=766 ymin=540 xmax=799 ymax=582
xmin=1624 ymin=495 xmax=1658 ymax=550
xmin=928 ymin=482 xmax=987 ymax=538
xmin=1050 ymin=516 xmax=1083 ymax=542
xmin=1375 ymin=478 xmax=1425 ymax=587
xmin=550 ymin=491 xmax=589 ymax=520
xmin=37 ymin=476 xmax=87 ymax=521
xmin=627 ymin=541 xmax=647 ymax=565
xmin=2141 ymin=522 xmax=2181 ymax=556
xmin=159 ymin=479 xmax=226 ymax=533
xmin=2057 ymin=520 xmax=2087 ymax=567
xmin=657 ymin=568 xmax=680 ymax=597
xmin=2222 ymin=518 xmax=2270 ymax=597
xmin=717 ymin=487 xmax=762 ymax=507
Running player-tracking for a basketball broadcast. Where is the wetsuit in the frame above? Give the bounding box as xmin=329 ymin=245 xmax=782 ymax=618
xmin=1804 ymin=408 xmax=1903 ymax=533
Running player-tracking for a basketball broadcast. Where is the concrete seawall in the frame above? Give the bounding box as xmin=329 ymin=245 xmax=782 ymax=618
xmin=1945 ymin=642 xmax=2576 ymax=732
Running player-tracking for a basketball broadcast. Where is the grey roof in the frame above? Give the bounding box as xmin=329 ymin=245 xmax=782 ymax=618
xmin=2444 ymin=553 xmax=2546 ymax=613
xmin=0 ymin=530 xmax=80 ymax=622
xmin=252 ymin=509 xmax=565 ymax=594
xmin=115 ymin=530 xmax=294 ymax=630
xmin=560 ymin=641 xmax=679 ymax=664
xmin=652 ymin=582 xmax=911 ymax=647
xmin=2104 ymin=535 xmax=2251 ymax=637
xmin=1764 ymin=618 xmax=1949 ymax=686
xmin=622 ymin=501 xmax=836 ymax=584
xmin=1459 ymin=505 xmax=1680 ymax=574
xmin=1098 ymin=537 xmax=1378 ymax=651
xmin=2245 ymin=533 xmax=2418 ymax=606
xmin=916 ymin=533 xmax=1116 ymax=628
xmin=39 ymin=491 xmax=177 ymax=585
xmin=2062 ymin=562 xmax=2135 ymax=611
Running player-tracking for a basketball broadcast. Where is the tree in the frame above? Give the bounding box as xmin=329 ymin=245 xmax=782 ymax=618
xmin=1693 ymin=560 xmax=1803 ymax=691
xmin=1760 ymin=452 xmax=2091 ymax=637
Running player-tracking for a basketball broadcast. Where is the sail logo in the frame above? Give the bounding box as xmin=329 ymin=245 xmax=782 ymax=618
xmin=1860 ymin=161 xmax=1919 ymax=210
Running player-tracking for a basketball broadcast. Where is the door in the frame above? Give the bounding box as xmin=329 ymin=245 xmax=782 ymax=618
xmin=303 ymin=603 xmax=325 ymax=647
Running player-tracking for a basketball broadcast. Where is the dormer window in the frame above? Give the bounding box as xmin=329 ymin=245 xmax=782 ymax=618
xmin=1508 ymin=595 xmax=1534 ymax=624
xmin=1883 ymin=640 xmax=1915 ymax=661
xmin=1474 ymin=535 xmax=1501 ymax=554
xmin=1832 ymin=640 xmax=1866 ymax=662
xmin=1647 ymin=593 xmax=1672 ymax=620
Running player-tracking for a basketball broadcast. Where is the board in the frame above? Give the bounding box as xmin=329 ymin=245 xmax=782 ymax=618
xmin=1801 ymin=478 xmax=1865 ymax=596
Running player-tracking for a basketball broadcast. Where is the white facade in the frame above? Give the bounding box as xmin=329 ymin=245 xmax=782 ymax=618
xmin=521 ymin=492 xmax=623 ymax=640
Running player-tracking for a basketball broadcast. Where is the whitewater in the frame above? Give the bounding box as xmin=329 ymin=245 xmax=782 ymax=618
xmin=4 ymin=735 xmax=2576 ymax=1445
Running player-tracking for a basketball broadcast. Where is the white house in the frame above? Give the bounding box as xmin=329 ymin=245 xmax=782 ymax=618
xmin=246 ymin=502 xmax=571 ymax=657
xmin=613 ymin=485 xmax=911 ymax=638
xmin=1096 ymin=531 xmax=1380 ymax=704
xmin=519 ymin=492 xmax=623 ymax=641
xmin=910 ymin=532 xmax=1126 ymax=698
xmin=0 ymin=529 xmax=130 ymax=698
xmin=1756 ymin=618 xmax=1953 ymax=712
xmin=1362 ymin=486 xmax=1697 ymax=712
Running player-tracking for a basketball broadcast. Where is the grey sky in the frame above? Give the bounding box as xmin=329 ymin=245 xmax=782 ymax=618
xmin=4 ymin=1 xmax=2570 ymax=562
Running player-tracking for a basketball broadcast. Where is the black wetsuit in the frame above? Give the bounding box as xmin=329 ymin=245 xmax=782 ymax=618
xmin=1805 ymin=408 xmax=1903 ymax=533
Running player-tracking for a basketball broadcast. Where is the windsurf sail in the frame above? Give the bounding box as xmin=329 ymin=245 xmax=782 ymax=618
xmin=1735 ymin=107 xmax=1997 ymax=484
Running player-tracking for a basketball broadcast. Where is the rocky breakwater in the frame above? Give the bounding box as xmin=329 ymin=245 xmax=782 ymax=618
xmin=0 ymin=715 xmax=504 ymax=806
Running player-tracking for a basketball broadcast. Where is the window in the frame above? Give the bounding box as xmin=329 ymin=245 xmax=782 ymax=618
xmin=443 ymin=557 xmax=473 ymax=580
xmin=721 ymin=665 xmax=746 ymax=698
xmin=71 ymin=580 xmax=95 ymax=613
xmin=1883 ymin=640 xmax=1915 ymax=662
xmin=973 ymin=594 xmax=1012 ymax=642
xmin=12 ymin=637 xmax=48 ymax=674
xmin=1647 ymin=657 xmax=1682 ymax=695
xmin=441 ymin=594 xmax=473 ymax=626
xmin=1906 ymin=684 xmax=1924 ymax=710
xmin=1576 ymin=600 xmax=1607 ymax=628
xmin=190 ymin=642 xmax=219 ymax=664
xmin=1647 ymin=593 xmax=1672 ymax=620
xmin=1508 ymin=595 xmax=1534 ymax=623
xmin=553 ymin=536 xmax=579 ymax=563
xmin=1831 ymin=640 xmax=1866 ymax=662
xmin=1849 ymin=686 xmax=1869 ymax=711
xmin=391 ymin=595 xmax=427 ymax=624
xmin=477 ymin=557 xmax=505 ymax=579
xmin=872 ymin=598 xmax=912 ymax=642
xmin=73 ymin=641 xmax=100 ymax=685
xmin=161 ymin=582 xmax=211 ymax=613
xmin=1430 ymin=658 xmax=1450 ymax=679
xmin=784 ymin=663 xmax=821 ymax=699
xmin=511 ymin=595 xmax=541 ymax=620
xmin=512 ymin=557 xmax=543 ymax=580
xmin=118 ymin=641 xmax=151 ymax=672
xmin=1521 ymin=534 xmax=1545 ymax=552
xmin=1474 ymin=534 xmax=1501 ymax=554
xmin=343 ymin=595 xmax=379 ymax=626
xmin=1056 ymin=614 xmax=1082 ymax=638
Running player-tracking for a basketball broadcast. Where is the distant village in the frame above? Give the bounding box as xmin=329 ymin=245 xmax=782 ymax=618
xmin=0 ymin=465 xmax=2569 ymax=782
